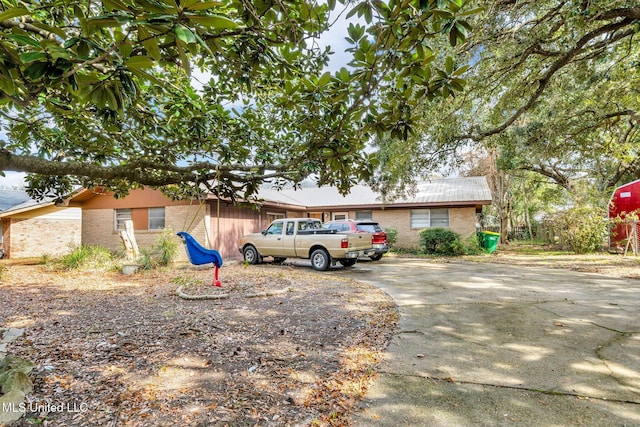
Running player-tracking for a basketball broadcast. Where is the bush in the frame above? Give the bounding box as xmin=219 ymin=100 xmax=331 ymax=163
xmin=138 ymin=229 xmax=180 ymax=270
xmin=153 ymin=228 xmax=179 ymax=266
xmin=58 ymin=245 xmax=116 ymax=271
xmin=138 ymin=247 xmax=156 ymax=270
xmin=463 ymin=233 xmax=483 ymax=255
xmin=554 ymin=206 xmax=608 ymax=254
xmin=418 ymin=228 xmax=464 ymax=255
xmin=385 ymin=228 xmax=398 ymax=248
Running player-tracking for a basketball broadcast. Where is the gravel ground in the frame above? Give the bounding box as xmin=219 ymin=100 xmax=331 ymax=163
xmin=0 ymin=261 xmax=397 ymax=427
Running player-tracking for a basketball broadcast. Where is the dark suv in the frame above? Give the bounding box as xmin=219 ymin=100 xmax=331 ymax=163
xmin=322 ymin=220 xmax=388 ymax=260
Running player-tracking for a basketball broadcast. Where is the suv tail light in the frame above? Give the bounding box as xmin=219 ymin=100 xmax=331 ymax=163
xmin=341 ymin=238 xmax=348 ymax=249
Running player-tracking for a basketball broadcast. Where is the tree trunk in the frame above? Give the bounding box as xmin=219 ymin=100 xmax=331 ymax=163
xmin=120 ymin=220 xmax=140 ymax=262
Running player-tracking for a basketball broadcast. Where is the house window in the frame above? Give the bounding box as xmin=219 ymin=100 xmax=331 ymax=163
xmin=115 ymin=209 xmax=132 ymax=230
xmin=332 ymin=212 xmax=348 ymax=220
xmin=115 ymin=207 xmax=165 ymax=231
xmin=430 ymin=208 xmax=450 ymax=227
xmin=411 ymin=209 xmax=449 ymax=228
xmin=148 ymin=207 xmax=165 ymax=230
xmin=356 ymin=210 xmax=373 ymax=220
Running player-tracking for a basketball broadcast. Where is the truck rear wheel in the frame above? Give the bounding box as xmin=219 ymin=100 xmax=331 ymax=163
xmin=243 ymin=245 xmax=262 ymax=265
xmin=310 ymin=248 xmax=330 ymax=271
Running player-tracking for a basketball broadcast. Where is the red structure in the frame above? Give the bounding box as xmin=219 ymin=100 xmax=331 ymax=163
xmin=609 ymin=179 xmax=640 ymax=248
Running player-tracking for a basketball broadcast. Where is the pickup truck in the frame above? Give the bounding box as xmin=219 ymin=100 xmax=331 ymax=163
xmin=239 ymin=218 xmax=374 ymax=271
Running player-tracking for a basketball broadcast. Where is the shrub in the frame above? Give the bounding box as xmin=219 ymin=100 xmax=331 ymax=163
xmin=463 ymin=233 xmax=483 ymax=255
xmin=58 ymin=245 xmax=115 ymax=271
xmin=554 ymin=206 xmax=608 ymax=254
xmin=385 ymin=228 xmax=398 ymax=248
xmin=418 ymin=228 xmax=463 ymax=255
xmin=138 ymin=248 xmax=156 ymax=270
xmin=138 ymin=229 xmax=179 ymax=270
xmin=153 ymin=228 xmax=179 ymax=266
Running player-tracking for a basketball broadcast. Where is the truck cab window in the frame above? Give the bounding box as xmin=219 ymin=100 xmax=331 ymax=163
xmin=266 ymin=223 xmax=283 ymax=235
xmin=286 ymin=222 xmax=295 ymax=235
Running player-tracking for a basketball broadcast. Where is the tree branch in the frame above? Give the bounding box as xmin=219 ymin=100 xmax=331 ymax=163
xmin=0 ymin=149 xmax=294 ymax=186
xmin=463 ymin=7 xmax=639 ymax=142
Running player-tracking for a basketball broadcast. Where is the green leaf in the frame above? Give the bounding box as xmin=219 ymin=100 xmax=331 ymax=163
xmin=6 ymin=34 xmax=41 ymax=48
xmin=184 ymin=1 xmax=224 ymax=11
xmin=185 ymin=13 xmax=238 ymax=29
xmin=347 ymin=23 xmax=365 ymax=42
xmin=460 ymin=6 xmax=485 ymax=17
xmin=317 ymin=71 xmax=331 ymax=87
xmin=452 ymin=65 xmax=469 ymax=76
xmin=128 ymin=67 xmax=164 ymax=86
xmin=346 ymin=3 xmax=361 ymax=19
xmin=48 ymin=46 xmax=71 ymax=60
xmin=19 ymin=51 xmax=47 ymax=64
xmin=87 ymin=17 xmax=121 ymax=27
xmin=23 ymin=62 xmax=48 ymax=80
xmin=102 ymin=0 xmax=130 ymax=11
xmin=0 ymin=7 xmax=30 ymax=22
xmin=175 ymin=40 xmax=191 ymax=75
xmin=174 ymin=25 xmax=196 ymax=44
xmin=138 ymin=26 xmax=162 ymax=60
xmin=445 ymin=56 xmax=454 ymax=74
xmin=126 ymin=55 xmax=154 ymax=69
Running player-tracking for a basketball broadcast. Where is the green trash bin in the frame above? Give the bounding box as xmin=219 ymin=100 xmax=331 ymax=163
xmin=479 ymin=231 xmax=500 ymax=254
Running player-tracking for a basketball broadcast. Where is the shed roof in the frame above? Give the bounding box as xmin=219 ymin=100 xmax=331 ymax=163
xmin=258 ymin=176 xmax=492 ymax=209
xmin=0 ymin=189 xmax=31 ymax=211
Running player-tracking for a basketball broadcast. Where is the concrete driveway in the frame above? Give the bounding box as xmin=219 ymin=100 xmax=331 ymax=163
xmin=344 ymin=258 xmax=640 ymax=426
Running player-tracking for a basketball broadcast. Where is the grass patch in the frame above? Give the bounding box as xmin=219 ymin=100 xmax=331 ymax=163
xmin=57 ymin=245 xmax=117 ymax=271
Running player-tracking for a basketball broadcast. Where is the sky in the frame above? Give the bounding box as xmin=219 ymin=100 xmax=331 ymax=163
xmin=0 ymin=172 xmax=26 ymax=189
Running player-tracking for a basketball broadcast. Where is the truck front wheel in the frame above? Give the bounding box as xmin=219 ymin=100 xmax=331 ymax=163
xmin=243 ymin=245 xmax=262 ymax=265
xmin=310 ymin=249 xmax=330 ymax=271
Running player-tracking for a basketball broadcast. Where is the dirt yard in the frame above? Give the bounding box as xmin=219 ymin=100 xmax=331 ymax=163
xmin=0 ymin=262 xmax=397 ymax=427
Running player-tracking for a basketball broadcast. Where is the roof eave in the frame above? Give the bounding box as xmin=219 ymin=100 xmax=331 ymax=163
xmin=305 ymin=199 xmax=493 ymax=211
xmin=0 ymin=201 xmax=55 ymax=218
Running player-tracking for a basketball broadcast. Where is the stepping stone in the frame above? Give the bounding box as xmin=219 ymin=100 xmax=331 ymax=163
xmin=1 ymin=328 xmax=24 ymax=344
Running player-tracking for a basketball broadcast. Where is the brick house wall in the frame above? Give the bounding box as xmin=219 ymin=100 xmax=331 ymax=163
xmin=307 ymin=207 xmax=478 ymax=250
xmin=82 ymin=204 xmax=209 ymax=262
xmin=376 ymin=207 xmax=477 ymax=249
xmin=78 ymin=190 xmax=275 ymax=262
xmin=4 ymin=214 xmax=81 ymax=259
xmin=449 ymin=207 xmax=477 ymax=239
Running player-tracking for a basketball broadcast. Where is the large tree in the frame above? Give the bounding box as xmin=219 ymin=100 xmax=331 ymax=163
xmin=0 ymin=0 xmax=478 ymax=201
xmin=374 ymin=1 xmax=640 ymax=203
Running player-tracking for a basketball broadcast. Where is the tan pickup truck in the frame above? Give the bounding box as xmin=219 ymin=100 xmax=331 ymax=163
xmin=239 ymin=218 xmax=374 ymax=271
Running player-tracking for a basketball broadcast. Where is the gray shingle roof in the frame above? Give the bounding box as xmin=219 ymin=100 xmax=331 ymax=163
xmin=258 ymin=177 xmax=492 ymax=208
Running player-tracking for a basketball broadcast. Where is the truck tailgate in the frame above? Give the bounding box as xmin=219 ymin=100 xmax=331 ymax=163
xmin=347 ymin=233 xmax=372 ymax=251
